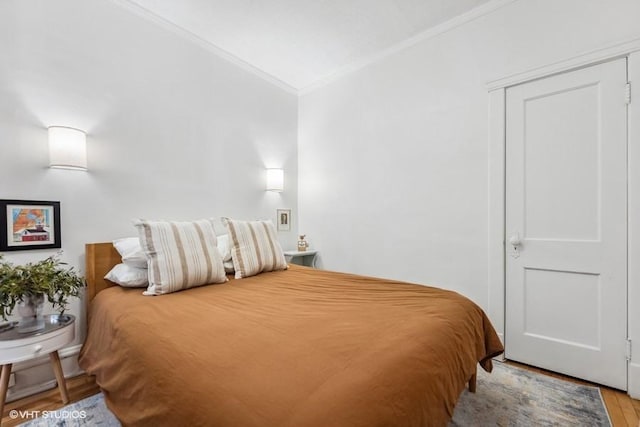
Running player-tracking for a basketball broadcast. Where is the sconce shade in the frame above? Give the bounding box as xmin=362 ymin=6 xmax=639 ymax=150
xmin=266 ymin=168 xmax=284 ymax=192
xmin=48 ymin=126 xmax=87 ymax=170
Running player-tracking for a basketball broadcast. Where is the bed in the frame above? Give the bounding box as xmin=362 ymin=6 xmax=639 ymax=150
xmin=79 ymin=242 xmax=503 ymax=427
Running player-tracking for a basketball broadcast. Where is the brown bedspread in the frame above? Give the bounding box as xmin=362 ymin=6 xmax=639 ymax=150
xmin=79 ymin=265 xmax=503 ymax=427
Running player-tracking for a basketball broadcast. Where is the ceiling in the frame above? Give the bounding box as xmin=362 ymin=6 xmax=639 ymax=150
xmin=125 ymin=0 xmax=493 ymax=91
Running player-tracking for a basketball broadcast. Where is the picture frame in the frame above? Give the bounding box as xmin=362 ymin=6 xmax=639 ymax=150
xmin=0 ymin=200 xmax=61 ymax=251
xmin=277 ymin=209 xmax=291 ymax=231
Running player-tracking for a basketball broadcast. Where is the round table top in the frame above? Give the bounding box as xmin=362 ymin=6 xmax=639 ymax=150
xmin=0 ymin=314 xmax=75 ymax=342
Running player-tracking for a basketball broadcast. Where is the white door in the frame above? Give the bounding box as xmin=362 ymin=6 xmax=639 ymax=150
xmin=505 ymin=58 xmax=628 ymax=390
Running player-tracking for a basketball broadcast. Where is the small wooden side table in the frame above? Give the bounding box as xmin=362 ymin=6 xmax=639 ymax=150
xmin=284 ymin=250 xmax=319 ymax=268
xmin=0 ymin=314 xmax=75 ymax=421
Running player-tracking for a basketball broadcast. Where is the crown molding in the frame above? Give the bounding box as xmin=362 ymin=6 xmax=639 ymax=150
xmin=299 ymin=0 xmax=519 ymax=95
xmin=111 ymin=0 xmax=521 ymax=97
xmin=109 ymin=0 xmax=298 ymax=95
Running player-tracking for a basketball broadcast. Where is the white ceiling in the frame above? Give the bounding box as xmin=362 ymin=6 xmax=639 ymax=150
xmin=124 ymin=0 xmax=493 ymax=91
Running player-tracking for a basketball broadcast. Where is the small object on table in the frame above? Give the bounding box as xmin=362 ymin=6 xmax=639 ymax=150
xmin=284 ymin=249 xmax=318 ymax=268
xmin=297 ymin=235 xmax=309 ymax=252
xmin=0 ymin=314 xmax=75 ymax=419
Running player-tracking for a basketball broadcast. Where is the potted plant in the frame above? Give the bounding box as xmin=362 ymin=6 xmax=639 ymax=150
xmin=0 ymin=252 xmax=84 ymax=333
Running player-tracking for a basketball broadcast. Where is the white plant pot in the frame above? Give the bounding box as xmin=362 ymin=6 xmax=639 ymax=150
xmin=17 ymin=294 xmax=45 ymax=333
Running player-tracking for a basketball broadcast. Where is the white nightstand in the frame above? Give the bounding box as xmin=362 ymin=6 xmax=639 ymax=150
xmin=284 ymin=250 xmax=318 ymax=268
xmin=0 ymin=314 xmax=75 ymax=418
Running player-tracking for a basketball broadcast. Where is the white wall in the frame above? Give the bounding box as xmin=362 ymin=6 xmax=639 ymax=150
xmin=0 ymin=0 xmax=297 ymax=397
xmin=299 ymin=0 xmax=640 ymax=307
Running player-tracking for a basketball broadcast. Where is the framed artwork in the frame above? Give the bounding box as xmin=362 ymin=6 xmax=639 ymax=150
xmin=277 ymin=209 xmax=291 ymax=231
xmin=0 ymin=200 xmax=61 ymax=251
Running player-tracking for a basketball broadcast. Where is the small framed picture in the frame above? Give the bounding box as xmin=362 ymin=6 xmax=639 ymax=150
xmin=277 ymin=209 xmax=291 ymax=231
xmin=0 ymin=200 xmax=62 ymax=251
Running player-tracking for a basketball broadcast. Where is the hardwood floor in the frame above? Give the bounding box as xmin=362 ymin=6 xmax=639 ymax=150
xmin=0 ymin=367 xmax=638 ymax=426
xmin=1 ymin=375 xmax=99 ymax=427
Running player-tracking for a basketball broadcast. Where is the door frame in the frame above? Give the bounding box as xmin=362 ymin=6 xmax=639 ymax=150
xmin=487 ymin=36 xmax=640 ymax=396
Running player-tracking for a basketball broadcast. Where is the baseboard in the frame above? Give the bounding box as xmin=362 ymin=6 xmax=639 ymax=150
xmin=6 ymin=344 xmax=84 ymax=403
xmin=7 ymin=379 xmax=59 ymax=402
xmin=628 ymin=362 xmax=640 ymax=398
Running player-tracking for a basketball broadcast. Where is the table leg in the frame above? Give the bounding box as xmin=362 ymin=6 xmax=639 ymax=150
xmin=0 ymin=363 xmax=12 ymax=421
xmin=49 ymin=351 xmax=69 ymax=404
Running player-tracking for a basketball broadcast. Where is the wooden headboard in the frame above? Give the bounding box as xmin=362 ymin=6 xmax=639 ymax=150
xmin=85 ymin=242 xmax=121 ymax=305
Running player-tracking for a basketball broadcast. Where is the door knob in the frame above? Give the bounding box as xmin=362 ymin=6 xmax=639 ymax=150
xmin=509 ymin=234 xmax=521 ymax=247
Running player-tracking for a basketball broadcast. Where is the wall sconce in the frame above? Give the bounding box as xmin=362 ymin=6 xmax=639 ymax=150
xmin=266 ymin=168 xmax=284 ymax=192
xmin=48 ymin=126 xmax=87 ymax=171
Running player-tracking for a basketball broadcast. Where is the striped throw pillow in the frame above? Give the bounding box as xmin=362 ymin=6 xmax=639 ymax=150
xmin=224 ymin=219 xmax=288 ymax=279
xmin=134 ymin=219 xmax=227 ymax=295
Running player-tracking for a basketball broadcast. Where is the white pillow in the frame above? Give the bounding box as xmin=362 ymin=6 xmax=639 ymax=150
xmin=217 ymin=234 xmax=232 ymax=261
xmin=113 ymin=237 xmax=147 ymax=269
xmin=104 ymin=263 xmax=148 ymax=288
xmin=217 ymin=234 xmax=235 ymax=273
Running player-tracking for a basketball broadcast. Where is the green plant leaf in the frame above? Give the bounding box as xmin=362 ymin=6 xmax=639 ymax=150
xmin=0 ymin=253 xmax=85 ymax=321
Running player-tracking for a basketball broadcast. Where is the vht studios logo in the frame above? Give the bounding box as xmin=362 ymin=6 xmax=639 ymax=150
xmin=9 ymin=409 xmax=87 ymax=420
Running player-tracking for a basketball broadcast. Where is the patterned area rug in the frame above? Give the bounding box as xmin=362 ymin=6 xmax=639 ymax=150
xmin=451 ymin=362 xmax=612 ymax=426
xmin=17 ymin=362 xmax=610 ymax=426
xmin=17 ymin=394 xmax=119 ymax=427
